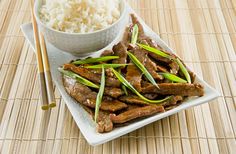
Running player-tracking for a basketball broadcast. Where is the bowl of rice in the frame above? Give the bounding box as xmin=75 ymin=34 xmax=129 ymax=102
xmin=34 ymin=0 xmax=127 ymax=55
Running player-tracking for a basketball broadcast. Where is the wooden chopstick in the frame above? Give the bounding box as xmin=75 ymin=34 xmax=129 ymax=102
xmin=39 ymin=32 xmax=56 ymax=108
xmin=30 ymin=0 xmax=49 ymax=110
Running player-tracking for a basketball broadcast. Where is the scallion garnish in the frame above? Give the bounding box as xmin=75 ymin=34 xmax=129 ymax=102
xmin=111 ymin=68 xmax=171 ymax=104
xmin=137 ymin=43 xmax=171 ymax=59
xmin=160 ymin=73 xmax=187 ymax=83
xmin=73 ymin=56 xmax=119 ymax=65
xmin=127 ymin=51 xmax=159 ymax=88
xmin=175 ymin=58 xmax=191 ymax=83
xmin=131 ymin=24 xmax=139 ymax=45
xmin=95 ymin=66 xmax=105 ymax=122
xmin=122 ymin=85 xmax=128 ymax=95
xmin=85 ymin=64 xmax=129 ymax=69
xmin=58 ymin=67 xmax=99 ymax=89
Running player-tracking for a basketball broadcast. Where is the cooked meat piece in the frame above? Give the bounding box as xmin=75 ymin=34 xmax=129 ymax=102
xmin=131 ymin=48 xmax=163 ymax=80
xmin=156 ymin=64 xmax=168 ymax=73
xmin=164 ymin=96 xmax=183 ymax=106
xmin=122 ymin=26 xmax=131 ymax=46
xmin=105 ymin=68 xmax=114 ymax=77
xmin=82 ymin=105 xmax=113 ymax=133
xmin=63 ymin=76 xmax=127 ymax=112
xmin=131 ymin=14 xmax=144 ymax=37
xmin=101 ymin=50 xmax=114 ymax=56
xmin=119 ymin=95 xmax=148 ymax=105
xmin=145 ymin=57 xmax=163 ymax=80
xmin=73 ymin=66 xmax=115 ymax=78
xmin=189 ymin=71 xmax=196 ymax=83
xmin=143 ymin=93 xmax=159 ymax=99
xmin=110 ymin=105 xmax=164 ymax=123
xmin=169 ymin=61 xmax=179 ymax=74
xmin=131 ymin=48 xmax=146 ymax=62
xmin=142 ymin=83 xmax=204 ymax=96
xmin=63 ymin=63 xmax=120 ymax=87
xmin=165 ymin=105 xmax=179 ymax=111
xmin=96 ymin=111 xmax=114 ymax=133
xmin=112 ymin=42 xmax=127 ymax=64
xmin=126 ymin=104 xmax=141 ymax=110
xmin=126 ymin=64 xmax=142 ymax=92
xmin=104 ymin=87 xmax=124 ymax=98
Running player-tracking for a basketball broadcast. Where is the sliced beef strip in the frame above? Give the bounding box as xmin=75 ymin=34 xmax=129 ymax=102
xmin=110 ymin=105 xmax=164 ymax=124
xmin=141 ymin=83 xmax=204 ymax=96
xmin=144 ymin=56 xmax=164 ymax=80
xmin=131 ymin=14 xmax=145 ymax=37
xmin=63 ymin=75 xmax=127 ymax=112
xmin=112 ymin=42 xmax=127 ymax=64
xmin=156 ymin=64 xmax=168 ymax=73
xmin=101 ymin=50 xmax=114 ymax=56
xmin=126 ymin=64 xmax=142 ymax=92
xmin=143 ymin=93 xmax=159 ymax=100
xmin=189 ymin=71 xmax=196 ymax=83
xmin=63 ymin=63 xmax=120 ymax=87
xmin=164 ymin=96 xmax=183 ymax=106
xmin=77 ymin=67 xmax=114 ymax=78
xmin=104 ymin=87 xmax=124 ymax=98
xmin=82 ymin=105 xmax=113 ymax=133
xmin=119 ymin=95 xmax=148 ymax=105
xmin=96 ymin=111 xmax=114 ymax=133
xmin=105 ymin=68 xmax=114 ymax=78
xmin=122 ymin=26 xmax=131 ymax=46
xmin=169 ymin=61 xmax=179 ymax=74
xmin=131 ymin=48 xmax=163 ymax=80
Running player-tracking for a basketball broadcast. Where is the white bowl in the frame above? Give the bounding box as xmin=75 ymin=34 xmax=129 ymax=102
xmin=34 ymin=0 xmax=127 ymax=55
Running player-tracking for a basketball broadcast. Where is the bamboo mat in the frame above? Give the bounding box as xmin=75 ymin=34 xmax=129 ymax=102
xmin=0 ymin=0 xmax=236 ymax=153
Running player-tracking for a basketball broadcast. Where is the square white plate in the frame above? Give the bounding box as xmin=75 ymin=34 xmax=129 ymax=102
xmin=21 ymin=4 xmax=219 ymax=146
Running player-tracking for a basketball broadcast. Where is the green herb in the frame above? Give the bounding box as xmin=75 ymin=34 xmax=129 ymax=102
xmin=85 ymin=64 xmax=128 ymax=69
xmin=112 ymin=68 xmax=171 ymax=104
xmin=72 ymin=56 xmax=119 ymax=65
xmin=127 ymin=51 xmax=159 ymax=88
xmin=175 ymin=58 xmax=191 ymax=83
xmin=95 ymin=66 xmax=105 ymax=122
xmin=122 ymin=85 xmax=128 ymax=95
xmin=131 ymin=24 xmax=139 ymax=45
xmin=118 ymin=69 xmax=128 ymax=95
xmin=137 ymin=43 xmax=171 ymax=59
xmin=160 ymin=73 xmax=187 ymax=83
xmin=58 ymin=67 xmax=99 ymax=89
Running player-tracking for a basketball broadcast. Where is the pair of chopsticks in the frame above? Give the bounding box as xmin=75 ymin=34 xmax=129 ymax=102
xmin=30 ymin=1 xmax=56 ymax=110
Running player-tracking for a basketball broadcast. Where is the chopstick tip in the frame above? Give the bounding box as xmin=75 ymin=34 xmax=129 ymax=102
xmin=41 ymin=105 xmax=49 ymax=110
xmin=49 ymin=102 xmax=56 ymax=108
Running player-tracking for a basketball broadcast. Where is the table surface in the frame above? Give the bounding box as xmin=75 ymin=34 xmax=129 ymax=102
xmin=0 ymin=0 xmax=236 ymax=153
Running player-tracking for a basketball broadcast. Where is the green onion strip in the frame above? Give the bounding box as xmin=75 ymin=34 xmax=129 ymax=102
xmin=95 ymin=66 xmax=105 ymax=122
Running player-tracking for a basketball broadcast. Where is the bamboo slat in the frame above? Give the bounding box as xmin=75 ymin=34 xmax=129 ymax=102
xmin=0 ymin=0 xmax=236 ymax=153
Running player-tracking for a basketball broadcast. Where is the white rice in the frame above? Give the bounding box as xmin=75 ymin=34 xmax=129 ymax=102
xmin=39 ymin=0 xmax=121 ymax=33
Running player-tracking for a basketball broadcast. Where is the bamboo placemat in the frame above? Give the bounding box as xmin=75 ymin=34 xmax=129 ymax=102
xmin=0 ymin=0 xmax=236 ymax=153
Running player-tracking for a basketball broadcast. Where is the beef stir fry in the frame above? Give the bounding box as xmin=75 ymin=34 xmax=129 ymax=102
xmin=59 ymin=14 xmax=204 ymax=133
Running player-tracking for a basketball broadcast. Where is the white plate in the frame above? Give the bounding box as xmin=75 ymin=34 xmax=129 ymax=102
xmin=21 ymin=4 xmax=219 ymax=146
